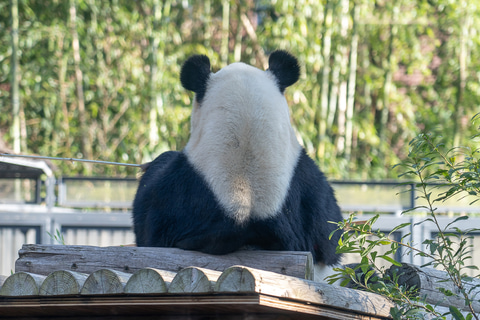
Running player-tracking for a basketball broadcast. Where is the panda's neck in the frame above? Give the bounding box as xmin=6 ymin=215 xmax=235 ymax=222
xmin=184 ymin=115 xmax=301 ymax=225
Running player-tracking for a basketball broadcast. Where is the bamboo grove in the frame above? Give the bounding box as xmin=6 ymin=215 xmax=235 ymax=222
xmin=1 ymin=0 xmax=479 ymax=179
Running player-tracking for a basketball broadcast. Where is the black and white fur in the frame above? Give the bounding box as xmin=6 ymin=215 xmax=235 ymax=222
xmin=133 ymin=50 xmax=343 ymax=282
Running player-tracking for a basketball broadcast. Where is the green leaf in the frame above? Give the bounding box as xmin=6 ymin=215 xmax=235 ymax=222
xmin=379 ymin=255 xmax=402 ymax=266
xmin=449 ymin=306 xmax=465 ymax=320
xmin=425 ymin=304 xmax=434 ymax=312
xmin=390 ymin=223 xmax=411 ymax=234
xmin=439 ymin=287 xmax=455 ymax=297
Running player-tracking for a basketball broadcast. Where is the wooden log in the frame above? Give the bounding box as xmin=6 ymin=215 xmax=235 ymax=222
xmin=16 ymin=244 xmax=313 ymax=279
xmin=388 ymin=263 xmax=480 ymax=312
xmin=80 ymin=269 xmax=131 ymax=295
xmin=169 ymin=267 xmax=221 ymax=294
xmin=124 ymin=268 xmax=175 ymax=294
xmin=0 ymin=272 xmax=46 ymax=296
xmin=39 ymin=270 xmax=89 ymax=296
xmin=0 ymin=275 xmax=7 ymax=289
xmin=215 ymin=265 xmax=394 ymax=318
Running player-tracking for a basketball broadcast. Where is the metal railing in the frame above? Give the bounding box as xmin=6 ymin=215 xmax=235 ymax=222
xmin=55 ymin=178 xmax=480 ymax=215
xmin=1 ymin=177 xmax=480 ymax=276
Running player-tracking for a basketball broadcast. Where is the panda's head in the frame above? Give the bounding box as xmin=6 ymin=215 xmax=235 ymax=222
xmin=181 ymin=51 xmax=302 ymax=224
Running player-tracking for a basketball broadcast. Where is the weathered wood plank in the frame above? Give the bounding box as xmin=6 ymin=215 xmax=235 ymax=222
xmin=169 ymin=267 xmax=221 ymax=293
xmin=15 ymin=244 xmax=313 ymax=279
xmin=39 ymin=270 xmax=89 ymax=296
xmin=0 ymin=294 xmax=389 ymax=320
xmin=0 ymin=272 xmax=46 ymax=296
xmin=216 ymin=265 xmax=394 ymax=318
xmin=388 ymin=263 xmax=480 ymax=312
xmin=80 ymin=269 xmax=131 ymax=295
xmin=124 ymin=268 xmax=175 ymax=294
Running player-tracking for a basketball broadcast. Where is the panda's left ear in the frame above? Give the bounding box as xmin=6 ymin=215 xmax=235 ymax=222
xmin=180 ymin=55 xmax=211 ymax=103
xmin=267 ymin=50 xmax=300 ymax=93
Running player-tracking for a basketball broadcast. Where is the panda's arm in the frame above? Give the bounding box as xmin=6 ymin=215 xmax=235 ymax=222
xmin=132 ymin=151 xmax=180 ymax=247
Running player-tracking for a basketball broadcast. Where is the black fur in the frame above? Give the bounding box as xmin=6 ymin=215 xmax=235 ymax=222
xmin=133 ymin=150 xmax=342 ymax=266
xmin=180 ymin=55 xmax=211 ymax=103
xmin=267 ymin=50 xmax=301 ymax=93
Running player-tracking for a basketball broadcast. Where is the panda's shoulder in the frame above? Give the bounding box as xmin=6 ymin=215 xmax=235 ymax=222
xmin=141 ymin=151 xmax=211 ymax=190
xmin=294 ymin=149 xmax=327 ymax=180
xmin=290 ymin=149 xmax=337 ymax=197
xmin=140 ymin=151 xmax=181 ymax=175
xmin=152 ymin=151 xmax=182 ymax=167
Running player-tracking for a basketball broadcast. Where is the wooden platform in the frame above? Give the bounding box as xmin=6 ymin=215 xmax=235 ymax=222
xmin=0 ymin=245 xmax=395 ymax=319
xmin=0 ymin=293 xmax=391 ymax=320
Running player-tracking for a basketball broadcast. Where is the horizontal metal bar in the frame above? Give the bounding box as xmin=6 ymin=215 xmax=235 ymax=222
xmin=0 ymin=153 xmax=142 ymax=168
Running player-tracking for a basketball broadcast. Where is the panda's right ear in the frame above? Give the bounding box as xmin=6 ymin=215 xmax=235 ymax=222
xmin=180 ymin=55 xmax=211 ymax=103
xmin=267 ymin=50 xmax=300 ymax=93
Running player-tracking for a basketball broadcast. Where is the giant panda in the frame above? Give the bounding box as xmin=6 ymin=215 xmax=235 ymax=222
xmin=133 ymin=50 xmax=343 ymax=282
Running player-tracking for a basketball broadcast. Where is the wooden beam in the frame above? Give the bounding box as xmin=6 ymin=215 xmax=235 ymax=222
xmin=16 ymin=244 xmax=313 ymax=279
xmin=388 ymin=263 xmax=480 ymax=312
xmin=216 ymin=265 xmax=394 ymax=318
xmin=0 ymin=294 xmax=390 ymax=320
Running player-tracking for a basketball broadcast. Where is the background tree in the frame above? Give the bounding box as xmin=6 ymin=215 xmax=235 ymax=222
xmin=1 ymin=0 xmax=479 ymax=179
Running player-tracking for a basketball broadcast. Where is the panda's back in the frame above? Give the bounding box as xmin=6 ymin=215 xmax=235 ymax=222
xmin=133 ymin=149 xmax=342 ymax=265
xmin=185 ymin=63 xmax=302 ymax=224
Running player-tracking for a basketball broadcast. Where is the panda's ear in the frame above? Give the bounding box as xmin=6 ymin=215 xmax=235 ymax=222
xmin=180 ymin=55 xmax=211 ymax=103
xmin=267 ymin=50 xmax=300 ymax=93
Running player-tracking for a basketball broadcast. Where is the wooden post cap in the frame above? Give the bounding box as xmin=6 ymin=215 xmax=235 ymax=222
xmin=80 ymin=269 xmax=131 ymax=295
xmin=169 ymin=267 xmax=221 ymax=293
xmin=0 ymin=272 xmax=46 ymax=296
xmin=124 ymin=268 xmax=175 ymax=294
xmin=40 ymin=270 xmax=89 ymax=296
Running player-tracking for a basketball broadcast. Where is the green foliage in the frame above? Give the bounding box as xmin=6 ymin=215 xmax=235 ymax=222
xmin=2 ymin=1 xmax=480 ymax=178
xmin=47 ymin=229 xmax=66 ymax=245
xmin=331 ymin=115 xmax=480 ymax=319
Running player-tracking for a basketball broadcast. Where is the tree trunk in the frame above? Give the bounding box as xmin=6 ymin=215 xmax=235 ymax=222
xmin=378 ymin=5 xmax=398 ymax=144
xmin=10 ymin=0 xmax=23 ymax=202
xmin=317 ymin=1 xmax=333 ymax=160
xmin=335 ymin=0 xmax=350 ymax=155
xmin=203 ymin=0 xmax=212 ymax=48
xmin=148 ymin=1 xmax=162 ymax=149
xmin=345 ymin=2 xmax=359 ymax=161
xmin=221 ymin=0 xmax=230 ymax=66
xmin=362 ymin=38 xmax=372 ymax=113
xmin=240 ymin=13 xmax=268 ymax=69
xmin=56 ymin=34 xmax=71 ymax=154
xmin=10 ymin=0 xmax=20 ymax=154
xmin=70 ymin=0 xmax=93 ymax=174
xmin=233 ymin=1 xmax=243 ymax=62
xmin=453 ymin=2 xmax=469 ymax=148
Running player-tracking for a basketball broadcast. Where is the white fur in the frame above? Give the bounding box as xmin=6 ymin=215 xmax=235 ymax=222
xmin=184 ymin=62 xmax=301 ymax=224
